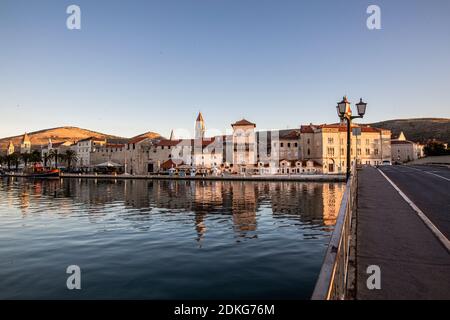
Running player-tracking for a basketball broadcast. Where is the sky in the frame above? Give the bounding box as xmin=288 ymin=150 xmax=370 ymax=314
xmin=0 ymin=0 xmax=449 ymax=139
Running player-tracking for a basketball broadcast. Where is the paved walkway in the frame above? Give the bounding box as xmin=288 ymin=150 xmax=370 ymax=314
xmin=356 ymin=167 xmax=450 ymax=299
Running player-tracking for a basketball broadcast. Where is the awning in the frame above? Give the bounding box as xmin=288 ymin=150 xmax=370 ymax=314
xmin=94 ymin=161 xmax=123 ymax=168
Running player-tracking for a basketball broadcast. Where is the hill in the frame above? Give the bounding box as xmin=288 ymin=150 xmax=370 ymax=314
xmin=0 ymin=126 xmax=125 ymax=151
xmin=129 ymin=131 xmax=163 ymax=142
xmin=368 ymin=118 xmax=450 ymax=144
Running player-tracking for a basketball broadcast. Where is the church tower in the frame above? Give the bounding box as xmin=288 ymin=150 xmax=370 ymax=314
xmin=7 ymin=141 xmax=15 ymax=155
xmin=20 ymin=132 xmax=31 ymax=154
xmin=195 ymin=112 xmax=205 ymax=140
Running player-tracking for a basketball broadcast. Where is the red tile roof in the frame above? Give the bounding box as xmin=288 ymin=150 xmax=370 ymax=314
xmin=155 ymin=139 xmax=182 ymax=147
xmin=128 ymin=136 xmax=149 ymax=144
xmin=280 ymin=130 xmax=300 ymax=140
xmin=161 ymin=159 xmax=178 ymax=170
xmin=301 ymin=123 xmax=385 ymax=133
xmin=232 ymin=119 xmax=256 ymax=127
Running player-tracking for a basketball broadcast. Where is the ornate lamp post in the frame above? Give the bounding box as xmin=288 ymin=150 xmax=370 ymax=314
xmin=336 ymin=96 xmax=367 ymax=181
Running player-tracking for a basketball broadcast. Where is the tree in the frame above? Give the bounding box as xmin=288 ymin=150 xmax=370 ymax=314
xmin=10 ymin=153 xmax=20 ymax=170
xmin=64 ymin=149 xmax=78 ymax=171
xmin=48 ymin=149 xmax=59 ymax=168
xmin=43 ymin=152 xmax=51 ymax=167
xmin=30 ymin=150 xmax=42 ymax=165
xmin=424 ymin=141 xmax=449 ymax=156
xmin=5 ymin=154 xmax=13 ymax=170
xmin=21 ymin=153 xmax=31 ymax=168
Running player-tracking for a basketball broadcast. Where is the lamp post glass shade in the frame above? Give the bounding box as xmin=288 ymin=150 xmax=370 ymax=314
xmin=336 ymin=105 xmax=342 ymax=117
xmin=356 ymin=98 xmax=367 ymax=116
xmin=337 ymin=96 xmax=348 ymax=117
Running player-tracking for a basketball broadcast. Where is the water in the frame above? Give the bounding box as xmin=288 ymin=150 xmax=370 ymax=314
xmin=0 ymin=177 xmax=344 ymax=299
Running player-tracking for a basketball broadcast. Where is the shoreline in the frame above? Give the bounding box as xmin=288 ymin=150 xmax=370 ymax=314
xmin=2 ymin=173 xmax=346 ymax=182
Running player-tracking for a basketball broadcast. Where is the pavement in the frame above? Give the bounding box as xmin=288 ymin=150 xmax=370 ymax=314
xmin=356 ymin=165 xmax=450 ymax=300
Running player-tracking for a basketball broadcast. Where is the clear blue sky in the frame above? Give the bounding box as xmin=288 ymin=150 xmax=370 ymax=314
xmin=1 ymin=0 xmax=449 ymax=138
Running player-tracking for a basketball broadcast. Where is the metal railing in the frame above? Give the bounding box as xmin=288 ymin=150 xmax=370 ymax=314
xmin=311 ymin=164 xmax=358 ymax=300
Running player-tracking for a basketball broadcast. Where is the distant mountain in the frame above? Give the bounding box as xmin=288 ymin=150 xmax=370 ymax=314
xmin=368 ymin=118 xmax=450 ymax=144
xmin=129 ymin=131 xmax=163 ymax=142
xmin=0 ymin=126 xmax=164 ymax=153
xmin=0 ymin=126 xmax=125 ymax=151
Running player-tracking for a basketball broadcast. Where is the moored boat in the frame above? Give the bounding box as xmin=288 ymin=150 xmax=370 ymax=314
xmin=24 ymin=164 xmax=60 ymax=178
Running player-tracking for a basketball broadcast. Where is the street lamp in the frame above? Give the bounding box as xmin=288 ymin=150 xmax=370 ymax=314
xmin=336 ymin=96 xmax=367 ymax=181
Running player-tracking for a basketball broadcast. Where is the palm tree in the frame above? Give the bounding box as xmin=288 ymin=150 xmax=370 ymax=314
xmin=10 ymin=153 xmax=20 ymax=171
xmin=48 ymin=149 xmax=59 ymax=168
xmin=30 ymin=150 xmax=42 ymax=165
xmin=21 ymin=153 xmax=31 ymax=169
xmin=64 ymin=149 xmax=78 ymax=171
xmin=43 ymin=152 xmax=51 ymax=167
xmin=0 ymin=155 xmax=5 ymax=170
xmin=5 ymin=154 xmax=13 ymax=171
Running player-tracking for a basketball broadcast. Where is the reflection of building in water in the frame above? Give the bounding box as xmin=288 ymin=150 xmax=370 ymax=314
xmin=18 ymin=186 xmax=30 ymax=214
xmin=270 ymin=182 xmax=345 ymax=226
xmin=193 ymin=181 xmax=224 ymax=243
xmin=321 ymin=183 xmax=345 ymax=226
xmin=229 ymin=182 xmax=257 ymax=237
xmin=124 ymin=180 xmax=150 ymax=209
xmin=4 ymin=178 xmax=345 ymax=241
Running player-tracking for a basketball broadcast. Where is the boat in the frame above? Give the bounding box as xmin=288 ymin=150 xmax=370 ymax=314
xmin=27 ymin=169 xmax=60 ymax=178
xmin=24 ymin=164 xmax=60 ymax=178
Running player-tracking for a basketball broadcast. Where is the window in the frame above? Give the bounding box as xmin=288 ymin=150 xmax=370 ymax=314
xmin=357 ymin=148 xmax=361 ymax=155
xmin=365 ymin=139 xmax=370 ymax=145
xmin=374 ymin=149 xmax=379 ymax=155
xmin=365 ymin=148 xmax=370 ymax=155
xmin=280 ymin=143 xmax=284 ymax=147
xmin=327 ymin=147 xmax=335 ymax=156
xmin=328 ymin=137 xmax=334 ymax=144
xmin=307 ymin=139 xmax=310 ymax=144
xmin=287 ymin=143 xmax=291 ymax=148
xmin=294 ymin=143 xmax=298 ymax=147
xmin=341 ymin=148 xmax=344 ymax=155
xmin=307 ymin=148 xmax=310 ymax=156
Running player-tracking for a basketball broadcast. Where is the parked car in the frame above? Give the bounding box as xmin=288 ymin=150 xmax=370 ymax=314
xmin=381 ymin=160 xmax=392 ymax=166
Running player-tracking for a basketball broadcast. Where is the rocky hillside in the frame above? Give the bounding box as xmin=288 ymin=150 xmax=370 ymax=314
xmin=369 ymin=118 xmax=450 ymax=144
xmin=0 ymin=127 xmax=125 ymax=151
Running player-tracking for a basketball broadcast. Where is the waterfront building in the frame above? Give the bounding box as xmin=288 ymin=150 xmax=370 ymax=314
xmin=299 ymin=123 xmax=391 ymax=173
xmin=75 ymin=137 xmax=106 ymax=169
xmin=6 ymin=141 xmax=15 ymax=155
xmin=391 ymin=131 xmax=424 ymax=163
xmin=145 ymin=113 xmax=392 ymax=175
xmin=20 ymin=133 xmax=31 ymax=154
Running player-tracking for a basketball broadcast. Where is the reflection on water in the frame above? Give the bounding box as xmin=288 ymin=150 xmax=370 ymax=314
xmin=0 ymin=177 xmax=344 ymax=299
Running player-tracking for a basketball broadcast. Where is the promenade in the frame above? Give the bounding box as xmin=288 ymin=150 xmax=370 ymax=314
xmin=56 ymin=173 xmax=346 ymax=182
xmin=356 ymin=166 xmax=450 ymax=299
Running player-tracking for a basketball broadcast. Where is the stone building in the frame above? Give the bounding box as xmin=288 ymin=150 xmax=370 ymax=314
xmin=20 ymin=133 xmax=31 ymax=154
xmin=391 ymin=131 xmax=424 ymax=163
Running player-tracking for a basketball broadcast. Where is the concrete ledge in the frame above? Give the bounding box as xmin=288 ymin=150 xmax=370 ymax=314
xmin=55 ymin=173 xmax=346 ymax=182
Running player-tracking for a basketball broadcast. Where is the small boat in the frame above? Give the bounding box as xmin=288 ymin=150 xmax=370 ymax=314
xmin=27 ymin=169 xmax=60 ymax=178
xmin=24 ymin=164 xmax=60 ymax=179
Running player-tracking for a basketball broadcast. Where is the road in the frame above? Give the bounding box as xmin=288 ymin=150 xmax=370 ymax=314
xmin=378 ymin=165 xmax=450 ymax=239
xmin=356 ymin=165 xmax=450 ymax=300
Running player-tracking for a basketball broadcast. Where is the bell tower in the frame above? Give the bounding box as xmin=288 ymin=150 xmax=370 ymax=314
xmin=195 ymin=112 xmax=205 ymax=140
